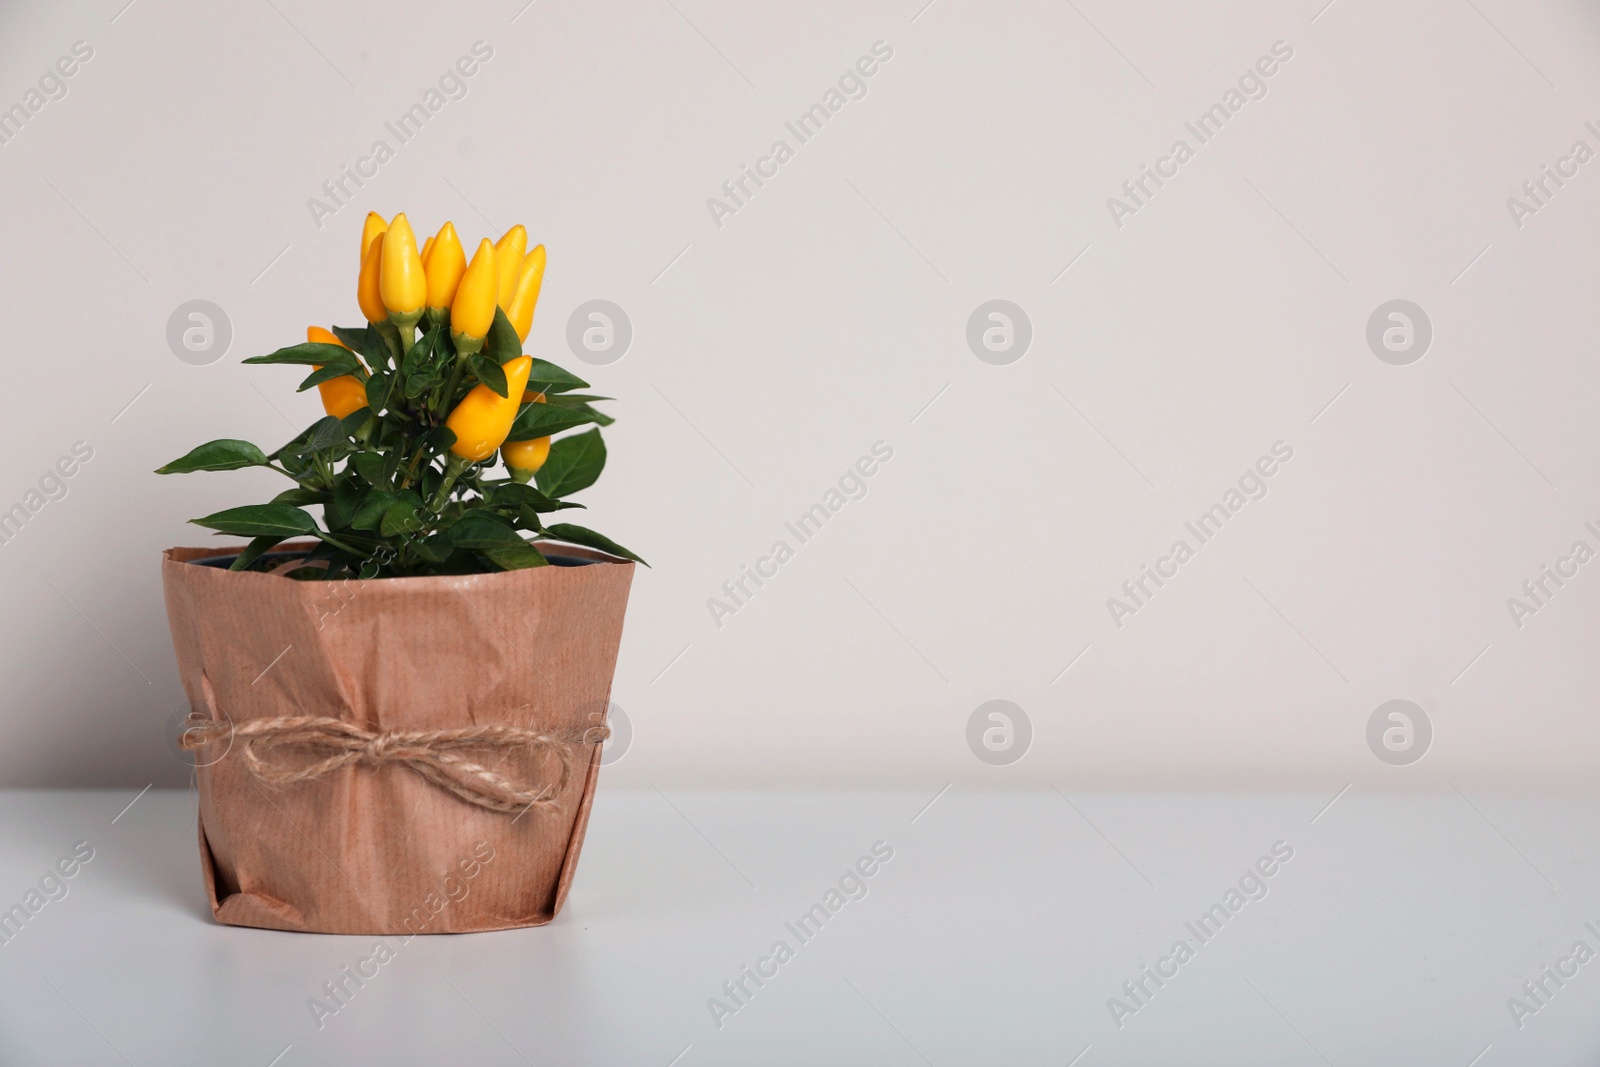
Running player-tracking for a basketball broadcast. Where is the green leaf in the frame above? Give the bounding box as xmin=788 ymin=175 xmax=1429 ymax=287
xmin=228 ymin=535 xmax=290 ymax=571
xmin=443 ymin=511 xmax=551 ymax=567
xmin=297 ymin=363 xmax=361 ymax=391
xmin=488 ymin=482 xmax=579 ymax=513
xmin=351 ymin=491 xmax=395 ymax=531
xmin=409 ymin=327 xmax=441 ymax=364
xmin=425 ymin=426 xmax=457 ymax=454
xmin=379 ymin=500 xmax=423 ymax=538
xmin=324 ymin=477 xmax=365 ymax=530
xmin=193 ymin=504 xmax=319 ymax=538
xmin=340 ymin=408 xmax=373 ymax=437
xmin=306 ymin=416 xmax=347 ymax=451
xmin=278 ymin=451 xmax=313 ymax=480
xmin=506 ymin=402 xmax=600 ymax=441
xmin=526 ymin=359 xmax=590 ymax=394
xmin=300 ymin=538 xmax=361 ymax=579
xmin=545 ymin=395 xmax=615 ymax=426
xmin=270 ymin=487 xmax=329 ymax=506
xmin=411 ymin=539 xmax=452 ymax=564
xmin=381 ymin=446 xmax=405 ymax=486
xmin=536 ymin=429 xmax=606 ymax=498
xmin=365 ymin=371 xmax=394 ymax=414
xmin=449 ymin=510 xmax=550 ymax=570
xmin=482 ymin=540 xmax=549 ymax=571
xmin=445 ymin=511 xmax=525 ymax=548
xmin=541 ymin=523 xmax=647 ymax=565
xmin=269 ymin=421 xmax=321 ymax=461
xmin=351 ymin=452 xmax=387 ymax=488
xmin=470 ymin=354 xmax=509 ymax=398
xmin=403 ymin=365 xmax=441 ymax=400
xmin=545 ymin=394 xmax=614 ymax=426
xmin=280 ymin=418 xmax=355 ymax=468
xmin=403 ymin=327 xmax=438 ymax=371
xmin=243 ymin=342 xmax=357 ymax=368
xmin=331 ymin=325 xmax=367 ymax=352
xmin=301 ymin=539 xmax=349 ymax=567
xmin=360 ymin=325 xmax=393 ymax=370
xmin=402 ymin=332 xmax=445 ymax=399
xmin=485 ymin=307 xmax=522 ymax=366
xmin=156 ymin=439 xmax=269 ymax=475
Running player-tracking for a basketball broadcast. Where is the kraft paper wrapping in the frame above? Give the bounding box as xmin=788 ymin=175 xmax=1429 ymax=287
xmin=161 ymin=543 xmax=634 ymax=934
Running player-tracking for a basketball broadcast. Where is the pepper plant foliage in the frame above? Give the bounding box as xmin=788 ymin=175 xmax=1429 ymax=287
xmin=157 ymin=309 xmax=643 ymax=578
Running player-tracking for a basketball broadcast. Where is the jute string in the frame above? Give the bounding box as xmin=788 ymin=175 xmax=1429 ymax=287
xmin=179 ymin=716 xmax=610 ymax=815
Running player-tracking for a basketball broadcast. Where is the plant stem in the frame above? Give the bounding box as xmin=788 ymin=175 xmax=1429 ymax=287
xmin=436 ymin=356 xmax=468 ymax=421
xmin=313 ymin=531 xmax=365 ymax=555
xmin=399 ymin=443 xmax=428 ymax=490
xmin=375 ymin=320 xmax=403 ymax=365
xmin=429 ymin=455 xmax=470 ymax=512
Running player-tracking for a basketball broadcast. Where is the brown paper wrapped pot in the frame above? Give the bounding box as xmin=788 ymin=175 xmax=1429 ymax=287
xmin=161 ymin=542 xmax=634 ymax=934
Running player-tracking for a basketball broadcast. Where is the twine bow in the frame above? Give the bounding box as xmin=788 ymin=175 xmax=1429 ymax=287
xmin=179 ymin=715 xmax=610 ymax=815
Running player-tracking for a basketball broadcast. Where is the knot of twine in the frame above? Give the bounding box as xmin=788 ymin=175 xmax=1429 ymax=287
xmin=179 ymin=716 xmax=610 ymax=815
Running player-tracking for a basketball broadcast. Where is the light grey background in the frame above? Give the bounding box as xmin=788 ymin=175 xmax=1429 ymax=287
xmin=0 ymin=0 xmax=1596 ymax=791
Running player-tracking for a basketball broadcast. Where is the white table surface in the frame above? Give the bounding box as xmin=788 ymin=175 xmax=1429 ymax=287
xmin=0 ymin=787 xmax=1595 ymax=1066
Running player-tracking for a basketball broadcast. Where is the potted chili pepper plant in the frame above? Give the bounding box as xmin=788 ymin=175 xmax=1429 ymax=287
xmin=157 ymin=212 xmax=643 ymax=934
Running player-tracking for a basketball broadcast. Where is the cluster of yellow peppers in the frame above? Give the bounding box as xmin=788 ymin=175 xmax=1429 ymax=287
xmin=308 ymin=211 xmax=552 ymax=481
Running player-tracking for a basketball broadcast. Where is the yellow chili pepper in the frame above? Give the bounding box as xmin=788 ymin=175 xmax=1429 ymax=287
xmin=421 ymin=236 xmax=434 ymax=263
xmin=502 ymin=391 xmax=549 ymax=481
xmin=379 ymin=213 xmax=426 ymax=331
xmin=424 ymin=221 xmax=466 ymax=322
xmin=450 ymin=238 xmax=499 ymax=355
xmin=360 ymin=212 xmax=387 ymax=268
xmin=505 ymin=245 xmax=547 ymax=344
xmin=306 ymin=326 xmax=368 ymax=419
xmin=445 ymin=356 xmax=533 ymax=461
xmin=493 ymin=224 xmax=527 ymax=310
xmin=357 ymin=237 xmax=386 ymax=324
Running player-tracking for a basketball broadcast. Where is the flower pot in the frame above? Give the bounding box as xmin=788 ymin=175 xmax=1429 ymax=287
xmin=161 ymin=541 xmax=634 ymax=934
